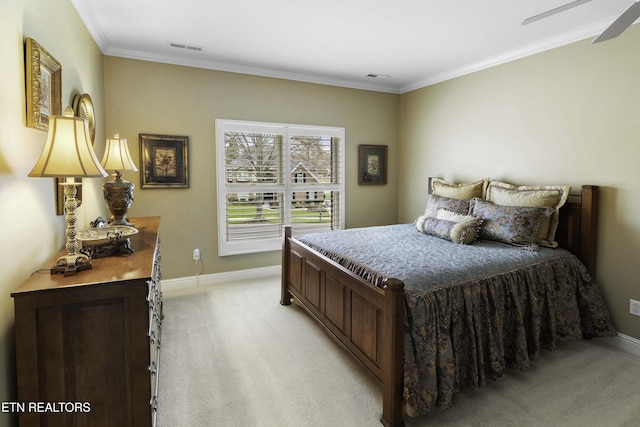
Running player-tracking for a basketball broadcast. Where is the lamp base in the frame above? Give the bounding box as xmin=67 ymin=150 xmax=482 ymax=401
xmin=108 ymin=217 xmax=135 ymax=227
xmin=103 ymin=173 xmax=135 ymax=228
xmin=52 ymin=183 xmax=93 ymax=276
xmin=51 ymin=253 xmax=93 ymax=276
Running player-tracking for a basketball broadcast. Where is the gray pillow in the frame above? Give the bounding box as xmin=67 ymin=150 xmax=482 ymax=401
xmin=415 ymin=214 xmax=480 ymax=245
xmin=469 ymin=198 xmax=554 ymax=251
xmin=424 ymin=194 xmax=470 ymax=218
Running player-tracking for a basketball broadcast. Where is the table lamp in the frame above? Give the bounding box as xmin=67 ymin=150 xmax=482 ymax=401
xmin=100 ymin=133 xmax=138 ymax=226
xmin=29 ymin=107 xmax=108 ymax=275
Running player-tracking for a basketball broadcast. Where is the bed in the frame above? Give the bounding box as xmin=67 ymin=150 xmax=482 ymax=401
xmin=280 ymin=178 xmax=615 ymax=427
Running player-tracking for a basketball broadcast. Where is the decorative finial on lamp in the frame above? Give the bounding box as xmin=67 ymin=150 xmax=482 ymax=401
xmin=100 ymin=133 xmax=138 ymax=226
xmin=29 ymin=107 xmax=108 ymax=275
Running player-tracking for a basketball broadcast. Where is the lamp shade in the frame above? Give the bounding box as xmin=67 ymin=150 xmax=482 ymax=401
xmin=101 ymin=133 xmax=138 ymax=172
xmin=29 ymin=107 xmax=107 ymax=178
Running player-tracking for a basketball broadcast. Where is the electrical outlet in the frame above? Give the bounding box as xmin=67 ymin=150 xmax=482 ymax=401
xmin=630 ymin=299 xmax=640 ymax=317
xmin=193 ymin=248 xmax=201 ymax=261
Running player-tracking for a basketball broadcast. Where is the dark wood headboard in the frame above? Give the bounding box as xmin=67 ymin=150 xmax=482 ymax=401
xmin=555 ymin=185 xmax=599 ymax=276
xmin=426 ymin=178 xmax=599 ymax=276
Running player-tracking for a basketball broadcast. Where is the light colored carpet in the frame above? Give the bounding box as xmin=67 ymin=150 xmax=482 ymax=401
xmin=157 ymin=277 xmax=640 ymax=427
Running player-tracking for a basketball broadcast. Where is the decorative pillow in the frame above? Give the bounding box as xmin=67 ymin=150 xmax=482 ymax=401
xmin=424 ymin=194 xmax=470 ymax=218
xmin=416 ymin=213 xmax=479 ymax=245
xmin=436 ymin=208 xmax=475 ymax=223
xmin=436 ymin=208 xmax=482 ymax=244
xmin=469 ymin=198 xmax=555 ymax=251
xmin=486 ymin=181 xmax=570 ymax=248
xmin=431 ymin=177 xmax=488 ymax=200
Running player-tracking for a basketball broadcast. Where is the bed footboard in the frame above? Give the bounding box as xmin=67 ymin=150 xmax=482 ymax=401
xmin=281 ymin=226 xmax=405 ymax=427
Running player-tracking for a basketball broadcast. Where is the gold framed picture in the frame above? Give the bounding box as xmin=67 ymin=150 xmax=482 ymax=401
xmin=139 ymin=134 xmax=189 ymax=188
xmin=25 ymin=38 xmax=62 ymax=131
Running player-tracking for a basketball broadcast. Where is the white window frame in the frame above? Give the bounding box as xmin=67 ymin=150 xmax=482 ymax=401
xmin=216 ymin=119 xmax=345 ymax=256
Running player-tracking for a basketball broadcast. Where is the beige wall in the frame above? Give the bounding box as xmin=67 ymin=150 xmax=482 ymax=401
xmin=2 ymin=1 xmax=638 ymax=424
xmin=103 ymin=57 xmax=399 ymax=279
xmin=399 ymin=24 xmax=640 ymax=340
xmin=0 ymin=0 xmax=106 ymax=425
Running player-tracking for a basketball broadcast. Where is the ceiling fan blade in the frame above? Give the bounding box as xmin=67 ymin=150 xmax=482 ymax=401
xmin=522 ymin=0 xmax=595 ymax=25
xmin=592 ymin=1 xmax=640 ymax=43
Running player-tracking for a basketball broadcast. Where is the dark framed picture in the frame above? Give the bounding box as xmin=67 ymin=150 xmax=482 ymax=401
xmin=25 ymin=38 xmax=62 ymax=131
xmin=358 ymin=144 xmax=387 ymax=185
xmin=139 ymin=134 xmax=189 ymax=188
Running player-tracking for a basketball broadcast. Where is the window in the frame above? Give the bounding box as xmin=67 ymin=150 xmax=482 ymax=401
xmin=216 ymin=119 xmax=345 ymax=255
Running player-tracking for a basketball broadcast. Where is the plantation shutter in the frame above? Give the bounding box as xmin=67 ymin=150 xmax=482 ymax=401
xmin=216 ymin=119 xmax=345 ymax=255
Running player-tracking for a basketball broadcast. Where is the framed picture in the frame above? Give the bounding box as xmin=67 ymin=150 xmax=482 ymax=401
xmin=140 ymin=134 xmax=189 ymax=188
xmin=25 ymin=38 xmax=62 ymax=131
xmin=358 ymin=144 xmax=387 ymax=185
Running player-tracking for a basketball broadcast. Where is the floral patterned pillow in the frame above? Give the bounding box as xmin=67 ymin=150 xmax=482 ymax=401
xmin=436 ymin=209 xmax=482 ymax=244
xmin=469 ymin=198 xmax=554 ymax=251
xmin=486 ymin=181 xmax=570 ymax=248
xmin=423 ymin=194 xmax=470 ymax=218
xmin=415 ymin=214 xmax=480 ymax=245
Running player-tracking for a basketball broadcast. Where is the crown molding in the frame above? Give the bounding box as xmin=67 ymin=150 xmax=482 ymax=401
xmin=399 ymin=18 xmax=616 ymax=93
xmin=70 ymin=0 xmax=110 ymax=52
xmin=104 ymin=47 xmax=402 ymax=94
xmin=73 ymin=0 xmax=629 ymax=95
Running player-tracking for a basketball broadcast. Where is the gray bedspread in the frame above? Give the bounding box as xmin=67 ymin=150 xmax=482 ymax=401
xmin=298 ymin=224 xmax=616 ymax=417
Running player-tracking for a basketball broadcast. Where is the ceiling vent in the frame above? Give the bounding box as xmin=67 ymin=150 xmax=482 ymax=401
xmin=169 ymin=42 xmax=203 ymax=52
xmin=366 ymin=73 xmax=390 ymax=79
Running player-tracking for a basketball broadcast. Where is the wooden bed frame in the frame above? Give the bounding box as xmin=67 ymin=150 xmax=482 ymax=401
xmin=280 ymin=184 xmax=599 ymax=427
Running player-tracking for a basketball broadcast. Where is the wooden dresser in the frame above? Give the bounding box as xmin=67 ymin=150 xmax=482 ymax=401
xmin=11 ymin=216 xmax=162 ymax=427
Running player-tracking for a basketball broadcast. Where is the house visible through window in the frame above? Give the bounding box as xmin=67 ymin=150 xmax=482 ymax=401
xmin=216 ymin=119 xmax=345 ymax=255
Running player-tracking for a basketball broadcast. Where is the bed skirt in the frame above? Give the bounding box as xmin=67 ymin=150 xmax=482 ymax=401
xmin=402 ymin=255 xmax=615 ymax=417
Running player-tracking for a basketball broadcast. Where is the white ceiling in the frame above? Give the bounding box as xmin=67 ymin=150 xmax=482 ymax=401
xmin=70 ymin=0 xmax=638 ymax=93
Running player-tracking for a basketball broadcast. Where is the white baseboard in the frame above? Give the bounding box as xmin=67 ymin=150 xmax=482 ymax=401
xmin=600 ymin=333 xmax=640 ymax=358
xmin=162 ymin=267 xmax=640 ymax=359
xmin=162 ymin=265 xmax=281 ymax=294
